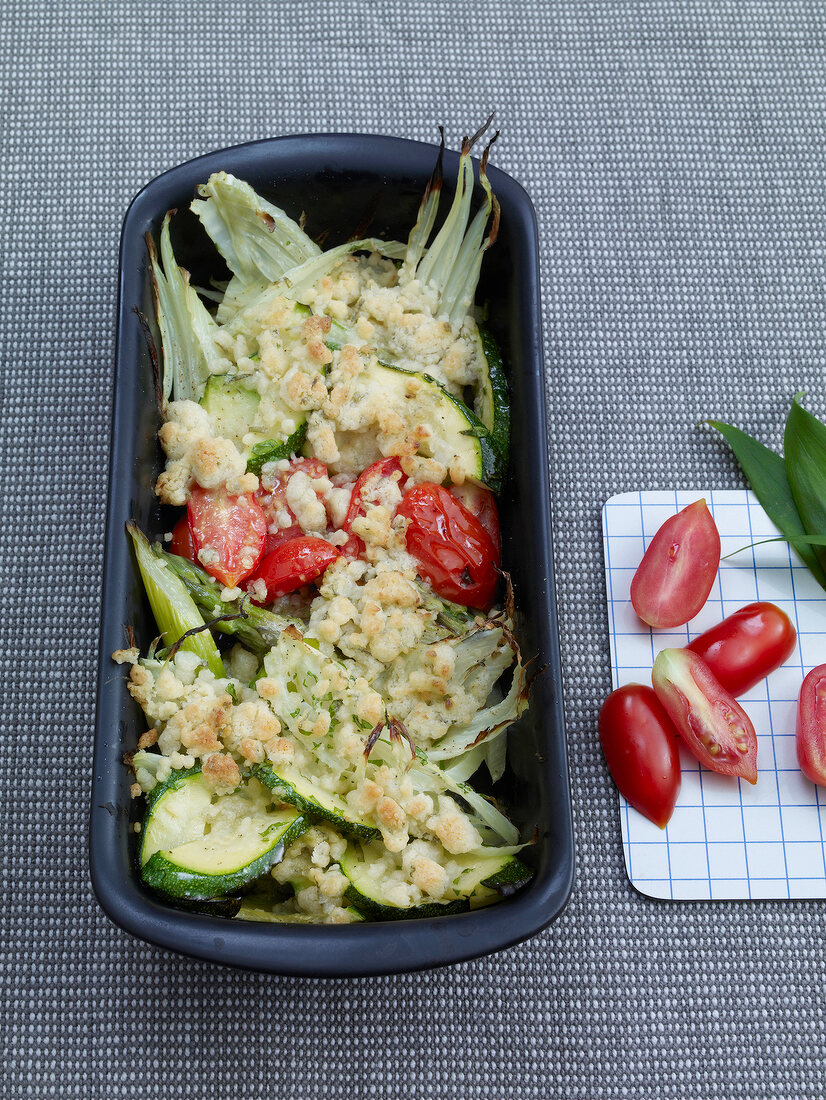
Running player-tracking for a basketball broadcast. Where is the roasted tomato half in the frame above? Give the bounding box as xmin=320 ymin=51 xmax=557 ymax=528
xmin=187 ymin=486 xmax=267 ymax=588
xmin=396 ymin=482 xmax=499 ymax=608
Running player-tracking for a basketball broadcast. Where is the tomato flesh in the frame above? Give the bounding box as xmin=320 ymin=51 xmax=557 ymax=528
xmin=169 ymin=515 xmax=197 ymax=561
xmin=631 ymin=499 xmax=721 ymax=629
xmin=796 ymin=664 xmax=826 ymax=786
xmin=256 ymin=458 xmax=329 ymax=553
xmin=247 ymin=537 xmax=341 ymax=604
xmin=599 ymin=684 xmax=681 ymax=828
xmin=187 ymin=486 xmax=267 ymax=588
xmin=652 ymin=648 xmax=758 ymax=783
xmin=687 ymin=602 xmax=797 ymax=696
xmin=340 ymin=457 xmax=408 ymax=559
xmin=396 ymin=482 xmax=499 ymax=608
xmin=448 ymin=483 xmax=501 ymax=557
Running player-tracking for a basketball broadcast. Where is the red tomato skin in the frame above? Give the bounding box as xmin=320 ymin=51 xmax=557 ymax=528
xmin=340 ymin=457 xmax=408 ymax=559
xmin=687 ymin=602 xmax=797 ymax=696
xmin=599 ymin=685 xmax=681 ymax=828
xmin=396 ymin=483 xmax=498 ymax=609
xmin=187 ymin=487 xmax=267 ymax=588
xmin=796 ymin=664 xmax=826 ymax=786
xmin=652 ymin=648 xmax=758 ymax=783
xmin=631 ymin=500 xmax=721 ymax=629
xmin=247 ymin=537 xmax=341 ymax=603
xmin=169 ymin=516 xmax=197 ymax=561
xmin=448 ymin=483 xmax=501 ymax=557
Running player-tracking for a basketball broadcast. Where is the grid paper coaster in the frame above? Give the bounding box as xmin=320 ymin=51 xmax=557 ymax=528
xmin=602 ymin=489 xmax=826 ymax=901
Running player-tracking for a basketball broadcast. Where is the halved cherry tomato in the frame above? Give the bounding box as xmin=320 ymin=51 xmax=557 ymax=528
xmin=687 ymin=602 xmax=797 ymax=696
xmin=631 ymin=499 xmax=721 ymax=629
xmin=187 ymin=486 xmax=267 ymax=588
xmin=449 ymin=483 xmax=501 ymax=557
xmin=599 ymin=684 xmax=681 ymax=828
xmin=340 ymin=457 xmax=409 ymax=559
xmin=247 ymin=537 xmax=341 ymax=604
xmin=256 ymin=457 xmax=329 ymax=553
xmin=652 ymin=648 xmax=758 ymax=783
xmin=169 ymin=515 xmax=196 ymax=561
xmin=796 ymin=664 xmax=826 ymax=786
xmin=396 ymin=482 xmax=498 ymax=608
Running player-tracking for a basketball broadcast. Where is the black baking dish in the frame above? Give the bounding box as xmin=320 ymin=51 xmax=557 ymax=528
xmin=91 ymin=134 xmax=574 ymax=977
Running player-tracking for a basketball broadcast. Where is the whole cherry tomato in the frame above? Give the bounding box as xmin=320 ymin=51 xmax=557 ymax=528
xmin=631 ymin=499 xmax=721 ymax=629
xmin=396 ymin=483 xmax=499 ymax=608
xmin=796 ymin=664 xmax=826 ymax=787
xmin=256 ymin=457 xmax=329 ymax=553
xmin=187 ymin=486 xmax=267 ymax=588
xmin=448 ymin=483 xmax=501 ymax=557
xmin=247 ymin=537 xmax=341 ymax=604
xmin=687 ymin=602 xmax=797 ymax=696
xmin=652 ymin=648 xmax=758 ymax=783
xmin=169 ymin=515 xmax=197 ymax=561
xmin=339 ymin=457 xmax=409 ymax=559
xmin=599 ymin=684 xmax=681 ymax=828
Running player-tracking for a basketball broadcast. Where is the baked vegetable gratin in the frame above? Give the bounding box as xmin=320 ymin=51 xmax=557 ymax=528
xmin=117 ymin=121 xmax=535 ymax=924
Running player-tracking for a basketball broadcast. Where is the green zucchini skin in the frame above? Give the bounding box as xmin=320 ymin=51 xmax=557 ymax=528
xmin=342 ymin=885 xmax=468 ymax=921
xmin=139 ymin=767 xmax=310 ymax=900
xmin=146 ymin=893 xmax=243 ymax=918
xmin=476 ymin=326 xmax=510 ymax=468
xmin=251 ymin=762 xmax=381 ymax=841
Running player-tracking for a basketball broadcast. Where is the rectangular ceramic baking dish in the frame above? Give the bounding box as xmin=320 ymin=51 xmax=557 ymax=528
xmin=91 ymin=134 xmax=574 ymax=976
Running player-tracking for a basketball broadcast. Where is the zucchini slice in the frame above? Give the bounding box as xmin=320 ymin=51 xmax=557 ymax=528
xmin=360 ymin=359 xmax=503 ymax=491
xmin=140 ymin=767 xmax=309 ymax=900
xmin=200 ymin=375 xmax=308 ymax=474
xmin=339 ymin=841 xmax=533 ymax=921
xmin=475 ymin=326 xmax=510 ymax=466
xmin=325 ymin=352 xmax=504 ymax=492
xmin=252 ymin=762 xmax=380 ymax=841
xmin=339 ymin=842 xmax=466 ymax=920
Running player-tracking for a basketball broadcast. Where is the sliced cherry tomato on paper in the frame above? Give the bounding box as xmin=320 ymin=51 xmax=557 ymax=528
xmin=187 ymin=486 xmax=267 ymax=588
xmin=687 ymin=602 xmax=797 ymax=696
xmin=652 ymin=648 xmax=758 ymax=784
xmin=396 ymin=482 xmax=498 ymax=609
xmin=449 ymin=483 xmax=501 ymax=557
xmin=599 ymin=684 xmax=681 ymax=828
xmin=247 ymin=537 xmax=341 ymax=604
xmin=631 ymin=499 xmax=721 ymax=629
xmin=340 ymin=457 xmax=409 ymax=559
xmin=796 ymin=664 xmax=826 ymax=787
xmin=169 ymin=515 xmax=197 ymax=561
xmin=256 ymin=457 xmax=329 ymax=553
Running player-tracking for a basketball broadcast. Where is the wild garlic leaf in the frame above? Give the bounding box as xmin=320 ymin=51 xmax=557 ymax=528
xmin=785 ymin=393 xmax=826 ymax=576
xmin=707 ymin=419 xmax=826 ymax=588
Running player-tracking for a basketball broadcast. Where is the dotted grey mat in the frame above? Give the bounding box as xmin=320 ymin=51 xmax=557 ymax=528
xmin=2 ymin=1 xmax=825 ymax=1097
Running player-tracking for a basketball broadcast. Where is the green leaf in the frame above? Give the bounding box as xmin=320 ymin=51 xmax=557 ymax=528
xmin=707 ymin=419 xmax=826 ymax=589
xmin=784 ymin=393 xmax=826 ymax=575
xmin=246 ymin=422 xmax=308 ymax=475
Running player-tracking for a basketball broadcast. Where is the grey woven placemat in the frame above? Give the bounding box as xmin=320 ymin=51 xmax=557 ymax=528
xmin=2 ymin=2 xmax=826 ymax=1097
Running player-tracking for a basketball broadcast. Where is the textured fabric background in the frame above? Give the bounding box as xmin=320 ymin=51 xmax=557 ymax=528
xmin=2 ymin=1 xmax=825 ymax=1097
